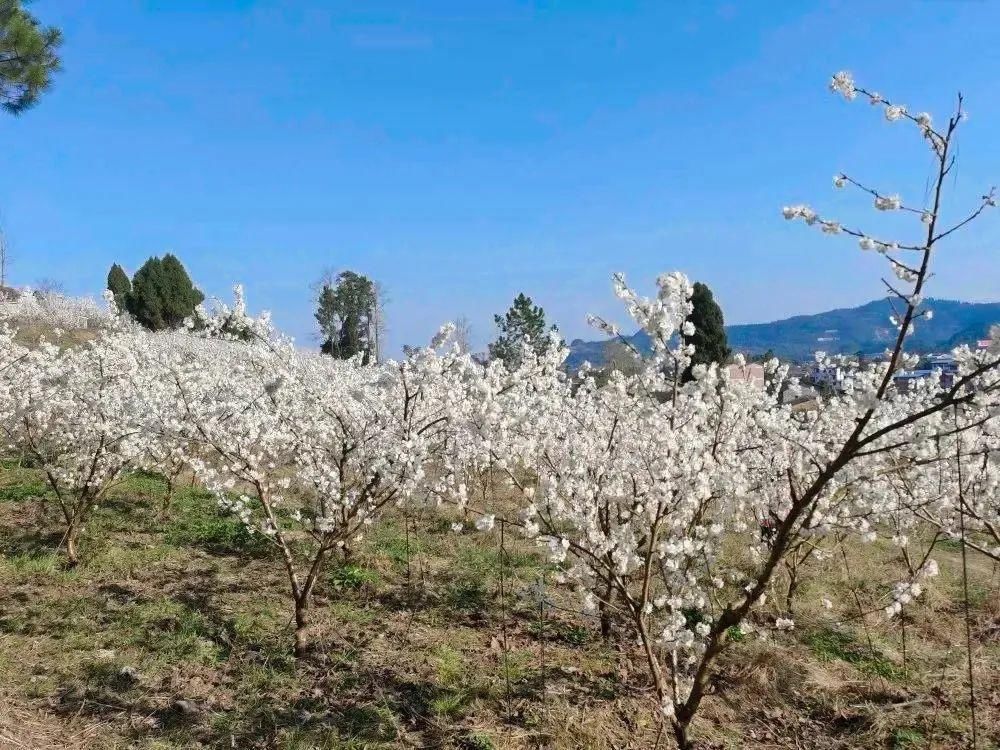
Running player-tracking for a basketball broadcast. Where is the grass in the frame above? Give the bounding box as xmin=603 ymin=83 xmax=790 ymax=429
xmin=805 ymin=627 xmax=906 ymax=681
xmin=119 ymin=598 xmax=225 ymax=664
xmin=0 ymin=464 xmax=997 ymax=749
xmin=162 ymin=488 xmax=270 ymax=555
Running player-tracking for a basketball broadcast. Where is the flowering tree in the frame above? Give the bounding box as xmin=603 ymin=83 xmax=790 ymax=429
xmin=150 ymin=321 xmax=470 ymax=656
xmin=0 ymin=330 xmax=149 ymax=564
xmin=458 ymin=72 xmax=1000 ymax=748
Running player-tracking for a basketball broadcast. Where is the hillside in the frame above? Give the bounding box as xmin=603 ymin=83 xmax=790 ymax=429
xmin=566 ymin=297 xmax=1000 ymax=367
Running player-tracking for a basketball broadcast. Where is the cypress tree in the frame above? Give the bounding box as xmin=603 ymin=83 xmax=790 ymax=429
xmin=106 ymin=263 xmax=131 ymax=311
xmin=682 ymin=281 xmax=730 ymax=380
xmin=159 ymin=253 xmax=205 ymax=327
xmin=128 ymin=254 xmax=204 ymax=331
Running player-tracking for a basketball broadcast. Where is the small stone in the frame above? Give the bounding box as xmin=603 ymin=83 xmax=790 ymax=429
xmin=173 ymin=699 xmax=200 ymax=715
xmin=119 ymin=666 xmax=141 ymax=683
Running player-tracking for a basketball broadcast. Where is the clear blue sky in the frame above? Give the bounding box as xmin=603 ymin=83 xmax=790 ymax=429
xmin=3 ymin=1 xmax=999 ymax=354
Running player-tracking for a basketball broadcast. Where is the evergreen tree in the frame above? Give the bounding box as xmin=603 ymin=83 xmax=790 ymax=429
xmin=127 ymin=254 xmax=204 ymax=331
xmin=159 ymin=253 xmax=205 ymax=326
xmin=315 ymin=271 xmax=378 ymax=362
xmin=316 ymin=283 xmax=339 ymax=355
xmin=489 ymin=293 xmax=558 ymax=370
xmin=682 ymin=281 xmax=730 ymax=380
xmin=0 ymin=0 xmax=62 ymax=115
xmin=106 ymin=263 xmax=131 ymax=311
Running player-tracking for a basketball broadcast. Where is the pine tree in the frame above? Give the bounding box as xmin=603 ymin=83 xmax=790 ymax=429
xmin=682 ymin=282 xmax=730 ymax=380
xmin=489 ymin=293 xmax=558 ymax=370
xmin=127 ymin=254 xmax=204 ymax=331
xmin=0 ymin=0 xmax=62 ymax=115
xmin=106 ymin=263 xmax=131 ymax=311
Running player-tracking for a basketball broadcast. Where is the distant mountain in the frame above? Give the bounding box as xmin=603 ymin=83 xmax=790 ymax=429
xmin=566 ymin=297 xmax=1000 ymax=368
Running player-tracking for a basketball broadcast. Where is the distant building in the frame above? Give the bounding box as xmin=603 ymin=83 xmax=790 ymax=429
xmin=808 ymin=363 xmax=845 ymax=390
xmin=725 ymin=362 xmax=765 ymax=389
xmin=893 ymin=354 xmax=959 ymax=391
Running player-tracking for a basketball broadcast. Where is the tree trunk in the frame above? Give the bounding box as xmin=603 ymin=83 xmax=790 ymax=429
xmin=293 ymin=595 xmax=309 ymax=658
xmin=599 ymin=578 xmax=615 ymax=641
xmin=162 ymin=480 xmax=174 ymax=514
xmin=672 ymin=719 xmax=692 ymax=750
xmin=65 ymin=523 xmax=81 ymax=568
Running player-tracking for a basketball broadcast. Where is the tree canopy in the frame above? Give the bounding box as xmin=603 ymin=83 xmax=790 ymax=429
xmin=315 ymin=270 xmax=379 ymax=363
xmin=106 ymin=263 xmax=131 ymax=311
xmin=109 ymin=255 xmax=204 ymax=331
xmin=0 ymin=0 xmax=62 ymax=115
xmin=682 ymin=281 xmax=729 ymax=379
xmin=489 ymin=292 xmax=558 ymax=370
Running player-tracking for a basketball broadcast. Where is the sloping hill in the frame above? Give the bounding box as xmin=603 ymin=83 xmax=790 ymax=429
xmin=566 ymin=297 xmax=1000 ymax=367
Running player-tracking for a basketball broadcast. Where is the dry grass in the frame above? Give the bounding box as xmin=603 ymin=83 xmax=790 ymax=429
xmin=0 ymin=466 xmax=998 ymax=749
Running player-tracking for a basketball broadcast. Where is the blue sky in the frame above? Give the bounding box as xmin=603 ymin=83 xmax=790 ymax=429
xmin=2 ymin=1 xmax=998 ymax=354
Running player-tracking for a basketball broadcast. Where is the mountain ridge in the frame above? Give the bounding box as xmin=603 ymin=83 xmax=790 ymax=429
xmin=566 ymin=297 xmax=1000 ymax=368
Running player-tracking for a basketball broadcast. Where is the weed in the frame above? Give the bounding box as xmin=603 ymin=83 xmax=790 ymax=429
xmin=558 ymin=623 xmax=590 ymax=646
xmin=446 ymin=579 xmax=488 ymax=612
xmin=329 ymin=562 xmax=380 ymax=591
xmin=458 ymin=732 xmax=495 ymax=750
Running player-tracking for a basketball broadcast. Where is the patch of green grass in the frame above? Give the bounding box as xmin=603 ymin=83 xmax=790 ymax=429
xmin=965 ymin=582 xmax=990 ymax=609
xmin=429 ymin=688 xmax=471 ymax=719
xmin=934 ymin=537 xmax=964 ymax=552
xmin=279 ymin=724 xmax=395 ymax=750
xmin=891 ymin=728 xmax=925 ymax=748
xmin=82 ymin=543 xmax=176 ymax=577
xmin=431 ymin=645 xmax=465 ymax=688
xmin=0 ymin=551 xmax=77 ymax=583
xmin=119 ymin=598 xmax=223 ymax=664
xmin=223 ymin=607 xmax=296 ymax=670
xmin=445 ymin=579 xmax=488 ymax=612
xmin=805 ymin=627 xmax=904 ymax=680
xmin=328 ymin=601 xmax=378 ymax=626
xmin=368 ymin=525 xmax=426 ymax=567
xmin=454 ymin=545 xmax=541 ymax=578
xmin=334 ymin=704 xmax=400 ymax=743
xmin=0 ymin=594 xmax=103 ymax=640
xmin=164 ymin=490 xmax=268 ymax=555
xmin=0 ymin=480 xmax=51 ymax=502
xmin=116 ymin=470 xmax=169 ymax=499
